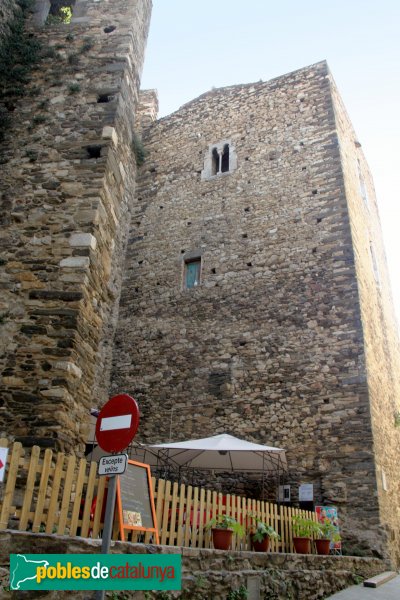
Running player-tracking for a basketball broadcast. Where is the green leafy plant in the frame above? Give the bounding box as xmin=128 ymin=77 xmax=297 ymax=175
xmin=195 ymin=574 xmax=207 ymax=588
xmin=46 ymin=6 xmax=73 ymax=25
xmin=318 ymin=518 xmax=341 ymax=541
xmin=205 ymin=515 xmax=245 ymax=538
xmin=227 ymin=585 xmax=248 ymax=600
xmin=250 ymin=517 xmax=280 ymax=543
xmin=30 ymin=115 xmax=47 ymax=128
xmin=292 ymin=516 xmax=322 ymax=538
xmin=80 ymin=37 xmax=95 ymax=53
xmin=394 ymin=411 xmax=400 ymax=427
xmin=68 ymin=82 xmax=80 ymax=94
xmin=0 ymin=0 xmax=42 ymax=141
xmin=132 ymin=132 xmax=147 ymax=166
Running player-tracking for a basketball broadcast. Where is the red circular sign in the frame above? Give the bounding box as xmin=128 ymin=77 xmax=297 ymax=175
xmin=95 ymin=394 xmax=139 ymax=453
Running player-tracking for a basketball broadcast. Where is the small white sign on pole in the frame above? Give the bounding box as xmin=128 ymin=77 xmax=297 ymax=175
xmin=0 ymin=447 xmax=9 ymax=483
xmin=98 ymin=453 xmax=128 ymax=476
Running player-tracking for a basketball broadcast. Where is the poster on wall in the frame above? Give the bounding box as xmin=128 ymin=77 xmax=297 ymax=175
xmin=315 ymin=506 xmax=341 ymax=554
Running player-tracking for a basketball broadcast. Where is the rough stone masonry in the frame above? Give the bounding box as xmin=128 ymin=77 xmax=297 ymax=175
xmin=0 ymin=0 xmax=152 ymax=451
xmin=111 ymin=62 xmax=400 ymax=566
xmin=0 ymin=1 xmax=399 ymax=568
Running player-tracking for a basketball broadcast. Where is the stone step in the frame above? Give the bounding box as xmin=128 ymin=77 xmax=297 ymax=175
xmin=363 ymin=571 xmax=398 ymax=588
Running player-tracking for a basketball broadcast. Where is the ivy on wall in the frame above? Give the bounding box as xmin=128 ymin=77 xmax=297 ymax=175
xmin=0 ymin=0 xmax=42 ymax=141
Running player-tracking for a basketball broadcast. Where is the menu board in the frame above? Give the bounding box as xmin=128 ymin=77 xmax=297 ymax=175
xmin=116 ymin=460 xmax=159 ymax=543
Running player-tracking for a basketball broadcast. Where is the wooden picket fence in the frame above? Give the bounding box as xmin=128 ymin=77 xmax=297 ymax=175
xmin=0 ymin=440 xmax=318 ymax=552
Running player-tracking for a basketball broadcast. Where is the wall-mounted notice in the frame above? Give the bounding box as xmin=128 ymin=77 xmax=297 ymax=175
xmin=299 ymin=483 xmax=314 ymax=502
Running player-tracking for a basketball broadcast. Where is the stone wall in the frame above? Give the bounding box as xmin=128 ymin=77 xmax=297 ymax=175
xmin=330 ymin=76 xmax=400 ymax=567
xmin=0 ymin=0 xmax=18 ymax=41
xmin=0 ymin=0 xmax=152 ymax=453
xmin=111 ymin=61 xmax=397 ymax=563
xmin=0 ymin=530 xmax=387 ymax=599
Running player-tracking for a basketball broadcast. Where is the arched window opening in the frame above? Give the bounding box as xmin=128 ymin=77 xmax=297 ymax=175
xmin=211 ymin=148 xmax=219 ymax=176
xmin=221 ymin=144 xmax=230 ymax=173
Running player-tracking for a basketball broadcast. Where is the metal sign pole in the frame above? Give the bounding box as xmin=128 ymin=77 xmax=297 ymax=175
xmin=95 ymin=474 xmax=118 ymax=600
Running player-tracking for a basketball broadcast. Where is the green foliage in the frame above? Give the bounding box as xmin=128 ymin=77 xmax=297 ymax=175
xmin=195 ymin=574 xmax=207 ymax=588
xmin=318 ymin=518 xmax=341 ymax=541
xmin=156 ymin=593 xmax=173 ymax=600
xmin=25 ymin=148 xmax=38 ymax=162
xmin=394 ymin=411 xmax=400 ymax=427
xmin=80 ymin=37 xmax=95 ymax=53
xmin=68 ymin=82 xmax=81 ymax=94
xmin=226 ymin=585 xmax=248 ymax=600
xmin=205 ymin=515 xmax=245 ymax=538
xmin=107 ymin=592 xmax=129 ymax=600
xmin=46 ymin=6 xmax=73 ymax=25
xmin=132 ymin=132 xmax=147 ymax=166
xmin=0 ymin=0 xmax=42 ymax=140
xmin=250 ymin=517 xmax=280 ymax=543
xmin=0 ymin=312 xmax=9 ymax=325
xmin=292 ymin=516 xmax=322 ymax=538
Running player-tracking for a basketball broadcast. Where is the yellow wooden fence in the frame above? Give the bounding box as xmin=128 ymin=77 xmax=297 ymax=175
xmin=0 ymin=440 xmax=317 ymax=552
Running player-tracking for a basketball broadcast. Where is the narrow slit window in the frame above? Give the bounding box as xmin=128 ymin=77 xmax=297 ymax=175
xmin=184 ymin=258 xmax=201 ymax=289
xmin=211 ymin=148 xmax=219 ymax=176
xmin=221 ymin=144 xmax=230 ymax=173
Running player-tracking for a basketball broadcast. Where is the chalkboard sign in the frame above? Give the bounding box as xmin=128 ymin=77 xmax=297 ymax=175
xmin=116 ymin=460 xmax=159 ymax=543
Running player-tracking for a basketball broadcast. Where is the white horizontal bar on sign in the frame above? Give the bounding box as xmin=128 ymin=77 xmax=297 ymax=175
xmin=100 ymin=414 xmax=132 ymax=431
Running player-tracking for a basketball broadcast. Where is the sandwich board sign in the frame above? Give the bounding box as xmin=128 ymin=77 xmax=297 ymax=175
xmin=116 ymin=459 xmax=159 ymax=544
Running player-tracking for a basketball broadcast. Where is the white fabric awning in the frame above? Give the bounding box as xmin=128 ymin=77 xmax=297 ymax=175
xmin=129 ymin=433 xmax=287 ymax=474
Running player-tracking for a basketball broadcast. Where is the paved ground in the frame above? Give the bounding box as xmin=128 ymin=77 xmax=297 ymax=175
xmin=326 ymin=575 xmax=400 ymax=599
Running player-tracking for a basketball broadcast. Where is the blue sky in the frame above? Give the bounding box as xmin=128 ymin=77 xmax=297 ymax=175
xmin=141 ymin=0 xmax=400 ymax=324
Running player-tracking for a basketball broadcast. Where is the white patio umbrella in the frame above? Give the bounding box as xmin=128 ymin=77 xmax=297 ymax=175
xmin=128 ymin=433 xmax=287 ymax=475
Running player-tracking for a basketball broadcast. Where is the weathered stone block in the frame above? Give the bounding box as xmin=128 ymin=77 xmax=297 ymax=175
xmin=69 ymin=233 xmax=97 ymax=250
xmin=59 ymin=257 xmax=90 ymax=269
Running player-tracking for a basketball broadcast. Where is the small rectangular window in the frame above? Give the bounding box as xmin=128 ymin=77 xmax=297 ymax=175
xmin=184 ymin=258 xmax=201 ymax=289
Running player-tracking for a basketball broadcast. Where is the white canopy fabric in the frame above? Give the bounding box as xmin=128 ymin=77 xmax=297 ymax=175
xmin=129 ymin=433 xmax=287 ymax=474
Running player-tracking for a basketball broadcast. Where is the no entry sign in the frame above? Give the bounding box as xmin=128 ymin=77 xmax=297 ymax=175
xmin=95 ymin=394 xmax=139 ymax=453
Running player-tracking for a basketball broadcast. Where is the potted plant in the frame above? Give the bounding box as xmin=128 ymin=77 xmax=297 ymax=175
xmin=291 ymin=516 xmax=322 ymax=554
xmin=315 ymin=518 xmax=341 ymax=555
xmin=206 ymin=515 xmax=245 ymax=550
xmin=250 ymin=518 xmax=280 ymax=552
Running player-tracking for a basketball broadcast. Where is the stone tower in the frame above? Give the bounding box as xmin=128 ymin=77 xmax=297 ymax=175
xmin=111 ymin=62 xmax=400 ymax=565
xmin=0 ymin=0 xmax=152 ymax=452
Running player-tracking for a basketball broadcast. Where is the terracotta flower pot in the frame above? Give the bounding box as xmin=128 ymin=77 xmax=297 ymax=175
xmin=315 ymin=539 xmax=331 ymax=555
xmin=293 ymin=537 xmax=311 ymax=554
xmin=212 ymin=528 xmax=233 ymax=550
xmin=252 ymin=536 xmax=271 ymax=552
